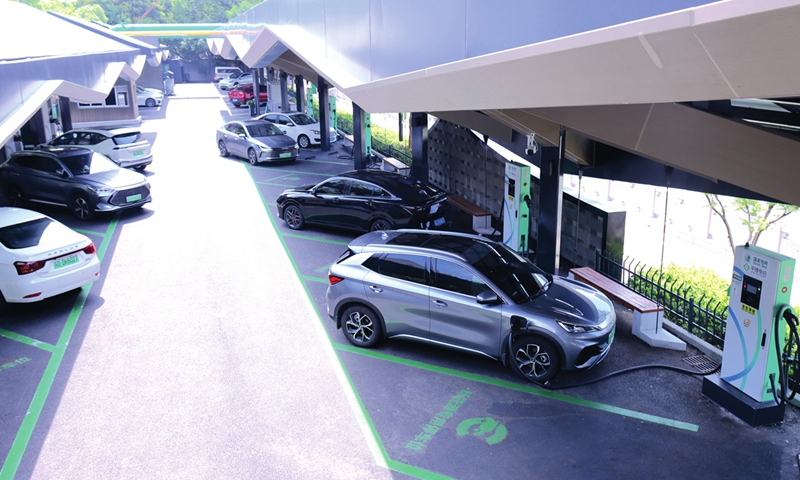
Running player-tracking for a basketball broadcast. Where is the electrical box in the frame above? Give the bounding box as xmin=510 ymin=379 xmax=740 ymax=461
xmin=503 ymin=161 xmax=531 ymax=252
xmin=720 ymin=245 xmax=795 ymax=402
xmin=328 ymin=95 xmax=337 ymax=131
xmin=364 ymin=112 xmax=372 ymax=157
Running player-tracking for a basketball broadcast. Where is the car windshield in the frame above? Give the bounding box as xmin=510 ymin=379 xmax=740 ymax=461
xmin=112 ymin=132 xmax=142 ymax=145
xmin=247 ymin=123 xmax=283 ymax=137
xmin=467 ymin=241 xmax=552 ymax=303
xmin=61 ymin=152 xmax=118 ymax=176
xmin=288 ymin=113 xmax=316 ymax=126
xmin=386 ymin=176 xmax=445 ymax=203
xmin=0 ymin=217 xmax=53 ymax=249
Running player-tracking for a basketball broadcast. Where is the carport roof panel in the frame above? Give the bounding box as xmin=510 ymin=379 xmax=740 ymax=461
xmin=1 ymin=2 xmax=138 ymax=61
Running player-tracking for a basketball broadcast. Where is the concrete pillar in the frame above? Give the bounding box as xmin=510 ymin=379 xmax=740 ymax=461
xmin=58 ymin=97 xmax=72 ymax=132
xmin=537 ymin=129 xmax=566 ymax=274
xmin=410 ymin=112 xmax=428 ymax=182
xmin=279 ymin=70 xmax=288 ymax=112
xmin=317 ymin=76 xmax=330 ymax=152
xmin=252 ymin=69 xmax=262 ymax=116
xmin=294 ymin=75 xmax=304 ymax=113
xmin=353 ymin=103 xmax=368 ymax=170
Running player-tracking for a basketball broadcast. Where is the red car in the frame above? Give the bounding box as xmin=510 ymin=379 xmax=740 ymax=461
xmin=228 ymin=84 xmax=268 ymax=108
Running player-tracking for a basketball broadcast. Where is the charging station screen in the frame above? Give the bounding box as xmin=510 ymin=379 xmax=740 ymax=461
xmin=741 ymin=275 xmax=762 ymax=310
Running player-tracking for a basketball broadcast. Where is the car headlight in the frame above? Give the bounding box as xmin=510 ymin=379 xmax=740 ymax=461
xmin=557 ymin=321 xmax=601 ymax=334
xmin=88 ymin=185 xmax=115 ymax=196
xmin=311 ymin=129 xmax=320 ymax=135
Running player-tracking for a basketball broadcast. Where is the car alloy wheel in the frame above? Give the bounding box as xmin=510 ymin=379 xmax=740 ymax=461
xmin=342 ymin=305 xmax=382 ymax=348
xmin=297 ymin=134 xmax=311 ymax=149
xmin=72 ymin=194 xmax=94 ymax=220
xmin=283 ymin=204 xmax=304 ymax=230
xmin=511 ymin=336 xmax=561 ymax=383
xmin=218 ymin=140 xmax=229 ymax=157
xmin=247 ymin=149 xmax=258 ymax=165
xmin=145 ymin=98 xmax=156 ymax=108
xmin=370 ymin=218 xmax=392 ymax=232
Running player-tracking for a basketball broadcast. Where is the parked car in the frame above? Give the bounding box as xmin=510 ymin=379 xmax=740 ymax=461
xmin=228 ymin=84 xmax=268 ymax=108
xmin=216 ymin=120 xmax=298 ymax=165
xmin=214 ymin=66 xmax=243 ymax=83
xmin=326 ymin=229 xmax=616 ymax=383
xmin=135 ymin=84 xmax=164 ymax=108
xmin=276 ymin=170 xmax=449 ymax=232
xmin=0 ymin=207 xmax=100 ymax=310
xmin=256 ymin=112 xmax=337 ymax=148
xmin=43 ymin=128 xmax=152 ymax=171
xmin=0 ymin=146 xmax=152 ymax=220
xmin=219 ymin=73 xmax=253 ymax=91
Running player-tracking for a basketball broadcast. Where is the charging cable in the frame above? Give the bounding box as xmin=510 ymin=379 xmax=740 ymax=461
xmin=769 ymin=305 xmax=800 ymax=404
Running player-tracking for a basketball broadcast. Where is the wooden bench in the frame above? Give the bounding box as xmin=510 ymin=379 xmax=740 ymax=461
xmin=569 ymin=267 xmax=685 ymax=350
xmin=381 ymin=156 xmax=410 ymax=175
xmin=447 ymin=195 xmax=494 ymax=235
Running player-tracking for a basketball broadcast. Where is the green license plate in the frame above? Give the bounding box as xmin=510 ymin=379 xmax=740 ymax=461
xmin=126 ymin=194 xmax=142 ymax=202
xmin=54 ymin=254 xmax=79 ymax=270
xmin=132 ymin=151 xmax=144 ymax=156
xmin=279 ymin=152 xmax=292 ymax=158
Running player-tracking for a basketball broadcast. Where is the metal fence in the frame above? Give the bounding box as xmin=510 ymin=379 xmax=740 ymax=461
xmin=335 ymin=115 xmax=412 ymax=166
xmin=595 ymin=251 xmax=728 ymax=349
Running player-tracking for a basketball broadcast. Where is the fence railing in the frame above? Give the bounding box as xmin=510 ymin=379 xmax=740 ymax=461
xmin=336 ymin=115 xmax=412 ymax=166
xmin=595 ymin=251 xmax=728 ymax=349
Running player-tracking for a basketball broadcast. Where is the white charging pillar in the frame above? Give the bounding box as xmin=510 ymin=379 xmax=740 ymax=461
xmin=503 ymin=161 xmax=531 ymax=252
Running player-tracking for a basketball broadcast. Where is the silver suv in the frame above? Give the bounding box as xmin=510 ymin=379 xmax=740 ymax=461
xmin=326 ymin=230 xmax=616 ymax=383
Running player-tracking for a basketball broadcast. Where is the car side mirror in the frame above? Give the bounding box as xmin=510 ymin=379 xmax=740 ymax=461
xmin=476 ymin=290 xmax=500 ymax=305
xmin=310 ymin=188 xmax=319 ymax=197
xmin=281 ymin=130 xmax=288 ymax=134
xmin=57 ymin=169 xmax=69 ymax=178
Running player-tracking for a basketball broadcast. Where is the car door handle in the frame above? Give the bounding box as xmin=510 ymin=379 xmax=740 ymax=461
xmin=332 ymin=198 xmax=340 ymax=203
xmin=433 ymin=300 xmax=448 ymax=307
xmin=368 ymin=286 xmax=383 ymax=293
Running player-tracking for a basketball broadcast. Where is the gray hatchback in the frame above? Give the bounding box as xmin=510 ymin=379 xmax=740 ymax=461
xmin=326 ymin=230 xmax=616 ymax=383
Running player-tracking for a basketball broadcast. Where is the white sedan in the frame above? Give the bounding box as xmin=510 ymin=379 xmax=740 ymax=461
xmin=136 ymin=84 xmax=164 ymax=108
xmin=45 ymin=128 xmax=153 ymax=170
xmin=0 ymin=207 xmax=100 ymax=309
xmin=255 ymin=112 xmax=338 ymax=148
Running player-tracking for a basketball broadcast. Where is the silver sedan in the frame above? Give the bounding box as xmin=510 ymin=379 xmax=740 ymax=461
xmin=216 ymin=120 xmax=299 ymax=165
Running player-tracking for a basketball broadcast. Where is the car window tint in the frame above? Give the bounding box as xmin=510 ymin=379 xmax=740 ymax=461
xmin=434 ymin=259 xmax=487 ymax=296
xmin=349 ymin=180 xmax=380 ymax=197
xmin=61 ymin=152 xmax=117 ymax=175
xmin=23 ymin=156 xmax=61 ymax=174
xmin=0 ymin=217 xmax=53 ymax=249
xmin=112 ymin=132 xmax=142 ymax=145
xmin=51 ymin=133 xmax=77 ymax=146
xmin=376 ymin=254 xmax=427 ymax=285
xmin=316 ymin=179 xmax=347 ymax=195
xmin=247 ymin=123 xmax=281 ymax=137
xmin=289 ymin=114 xmax=315 ymax=126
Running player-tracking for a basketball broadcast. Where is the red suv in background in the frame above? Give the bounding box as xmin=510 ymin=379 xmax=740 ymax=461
xmin=228 ymin=84 xmax=268 ymax=108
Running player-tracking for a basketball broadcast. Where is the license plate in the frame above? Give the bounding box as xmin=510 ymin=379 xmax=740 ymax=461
xmin=279 ymin=152 xmax=292 ymax=158
xmin=126 ymin=193 xmax=142 ymax=202
xmin=132 ymin=150 xmax=144 ymax=157
xmin=608 ymin=328 xmax=616 ymax=345
xmin=54 ymin=254 xmax=79 ymax=270
xmin=434 ymin=217 xmax=446 ymax=227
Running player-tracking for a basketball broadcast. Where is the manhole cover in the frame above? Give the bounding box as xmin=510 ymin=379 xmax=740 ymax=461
xmin=682 ymin=354 xmax=719 ymax=374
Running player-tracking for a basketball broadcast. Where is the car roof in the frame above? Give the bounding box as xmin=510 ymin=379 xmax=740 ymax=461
xmin=355 ymin=229 xmax=503 ymax=265
xmin=334 ymin=169 xmax=436 ymax=191
xmin=15 ymin=145 xmax=94 ymax=158
xmin=0 ymin=207 xmax=47 ymax=229
xmin=60 ymin=127 xmax=140 ymax=136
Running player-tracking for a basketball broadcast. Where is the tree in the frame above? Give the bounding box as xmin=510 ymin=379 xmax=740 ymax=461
xmin=706 ymin=194 xmax=798 ymax=255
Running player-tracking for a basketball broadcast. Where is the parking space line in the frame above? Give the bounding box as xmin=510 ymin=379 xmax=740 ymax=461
xmin=0 ymin=329 xmax=56 ymax=353
xmin=300 ymin=275 xmax=329 ymax=284
xmin=301 ymin=158 xmax=351 ymax=166
xmin=72 ymin=228 xmax=107 ymax=237
xmin=280 ymin=232 xmax=350 ymax=246
xmin=0 ymin=216 xmax=118 ymax=479
xmin=336 ymin=344 xmax=700 ymax=433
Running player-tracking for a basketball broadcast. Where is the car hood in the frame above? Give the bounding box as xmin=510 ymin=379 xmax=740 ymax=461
xmin=517 ymin=277 xmax=614 ymax=327
xmin=282 ymin=183 xmax=317 ymax=193
xmin=82 ymin=168 xmax=146 ymax=189
xmin=251 ymin=135 xmax=297 ymax=149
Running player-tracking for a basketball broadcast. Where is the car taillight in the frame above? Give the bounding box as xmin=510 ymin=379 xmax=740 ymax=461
xmin=328 ymin=275 xmax=344 ymax=285
xmin=83 ymin=243 xmax=97 ymax=255
xmin=14 ymin=260 xmax=46 ymax=275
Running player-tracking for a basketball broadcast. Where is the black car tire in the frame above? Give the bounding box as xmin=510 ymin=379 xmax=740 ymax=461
xmin=145 ymin=98 xmax=156 ymax=108
xmin=72 ymin=194 xmax=94 ymax=220
xmin=6 ymin=185 xmax=25 ymax=207
xmin=297 ymin=134 xmax=311 ymax=149
xmin=134 ymin=165 xmax=147 ymax=171
xmin=510 ymin=335 xmax=561 ymax=384
xmin=247 ymin=148 xmax=259 ymax=165
xmin=283 ymin=204 xmax=304 ymax=230
xmin=370 ymin=218 xmax=392 ymax=232
xmin=218 ymin=140 xmax=230 ymax=157
xmin=342 ymin=305 xmax=382 ymax=348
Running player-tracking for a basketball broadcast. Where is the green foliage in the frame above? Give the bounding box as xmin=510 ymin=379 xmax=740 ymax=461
xmin=227 ymin=0 xmax=261 ymax=19
xmin=706 ymin=193 xmax=797 ymax=255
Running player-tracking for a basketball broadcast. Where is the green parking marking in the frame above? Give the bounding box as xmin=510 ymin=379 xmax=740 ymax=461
xmin=281 ymin=232 xmax=349 ymax=246
xmin=315 ymin=263 xmax=332 ymax=273
xmin=0 ymin=216 xmax=118 ymax=480
xmin=255 ymin=181 xmax=298 ymax=188
xmin=300 ymin=274 xmax=329 ymax=284
xmin=72 ymin=228 xmax=107 ymax=237
xmin=336 ymin=344 xmax=699 ymax=432
xmin=0 ymin=329 xmax=56 ymax=353
xmin=0 ymin=357 xmax=32 ymax=373
xmin=302 ymin=158 xmax=350 ymax=166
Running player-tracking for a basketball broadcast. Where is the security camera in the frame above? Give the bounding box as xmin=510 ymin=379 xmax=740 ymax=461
xmin=525 ymin=133 xmax=538 ymax=155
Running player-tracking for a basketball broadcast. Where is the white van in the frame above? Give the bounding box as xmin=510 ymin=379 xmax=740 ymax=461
xmin=214 ymin=66 xmax=243 ymax=83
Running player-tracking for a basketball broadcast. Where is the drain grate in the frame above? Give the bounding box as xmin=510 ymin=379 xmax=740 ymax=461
xmin=682 ymin=354 xmax=720 ymax=374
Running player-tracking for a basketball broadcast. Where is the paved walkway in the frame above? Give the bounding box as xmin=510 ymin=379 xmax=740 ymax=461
xmin=25 ymin=84 xmax=392 ymax=479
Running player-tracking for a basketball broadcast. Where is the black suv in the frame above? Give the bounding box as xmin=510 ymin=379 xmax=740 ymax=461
xmin=0 ymin=146 xmax=151 ymax=220
xmin=276 ymin=170 xmax=450 ymax=233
